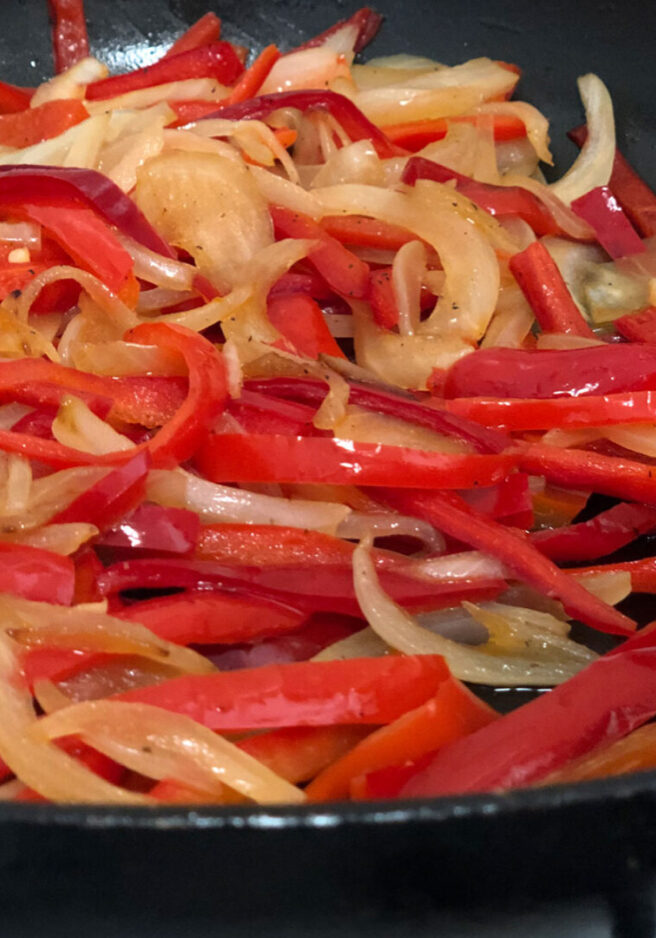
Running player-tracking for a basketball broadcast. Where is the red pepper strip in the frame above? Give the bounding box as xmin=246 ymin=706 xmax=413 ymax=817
xmin=459 ymin=472 xmax=533 ymax=529
xmin=0 ymin=81 xmax=33 ymax=115
xmin=574 ymin=558 xmax=656 ymax=594
xmin=73 ymin=547 xmax=103 ymax=604
xmin=508 ymin=241 xmax=595 ymax=337
xmin=519 ymin=442 xmax=656 ymax=508
xmin=400 ymin=635 xmax=656 ymax=797
xmin=48 ymin=0 xmax=90 ymax=73
xmin=163 ymin=12 xmax=222 ymax=58
xmin=0 ymin=238 xmax=79 ymax=311
xmin=382 ymin=114 xmax=527 ymax=152
xmin=570 ymin=186 xmax=645 ymax=259
xmin=376 ymin=489 xmax=635 ymax=636
xmin=51 ymin=450 xmax=150 ymax=528
xmin=530 ymin=502 xmax=656 ymax=563
xmin=202 ymin=90 xmax=403 ymax=160
xmin=86 ymin=43 xmax=244 ymax=102
xmin=569 ymin=126 xmax=656 ymax=238
xmin=97 ymin=555 xmax=505 ymax=618
xmin=267 ymin=293 xmax=346 ymax=360
xmin=19 ymin=202 xmax=134 ymax=296
xmin=0 ymin=324 xmax=225 ymax=468
xmin=0 ymin=166 xmax=175 ymax=257
xmin=269 ymin=270 xmax=334 ymax=300
xmin=148 ymin=779 xmax=224 ymax=804
xmin=402 ymin=157 xmax=560 ymax=237
xmin=445 ymin=390 xmax=656 ymax=431
xmin=97 ymin=504 xmax=200 ymax=555
xmin=228 ymin=389 xmax=322 ymax=436
xmin=306 ymin=677 xmax=498 ymax=801
xmin=238 ymin=726 xmax=371 ymax=785
xmin=115 ymin=655 xmax=451 ymax=731
xmin=368 ymin=267 xmax=398 ymax=329
xmin=220 ymin=45 xmax=280 ymax=106
xmin=196 ymin=433 xmax=516 ymax=489
xmin=244 ymin=376 xmax=512 ymax=453
xmin=443 ymin=344 xmax=656 ymax=400
xmin=0 ymin=100 xmax=88 ymax=149
xmin=271 ymin=206 xmax=370 ymax=299
xmin=0 ymin=542 xmax=74 ymax=605
xmin=615 ymin=307 xmax=656 ymax=344
xmin=292 ymin=7 xmax=383 ymax=54
xmin=321 ymin=215 xmax=417 ymax=251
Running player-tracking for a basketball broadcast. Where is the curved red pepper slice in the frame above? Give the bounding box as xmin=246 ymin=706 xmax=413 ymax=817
xmin=530 ymin=502 xmax=656 ymax=563
xmin=114 ymin=655 xmax=451 ymax=731
xmin=267 ymin=293 xmax=346 ymax=359
xmin=0 ymin=100 xmax=89 ymax=149
xmin=48 ymin=0 xmax=89 ymax=73
xmin=292 ymin=7 xmax=382 ymax=54
xmin=0 ymin=542 xmax=75 ymax=605
xmin=51 ymin=450 xmax=150 ymax=529
xmin=97 ymin=503 xmax=200 ymax=555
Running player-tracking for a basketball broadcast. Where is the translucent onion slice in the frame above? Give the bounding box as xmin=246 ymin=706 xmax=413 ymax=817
xmin=0 ymin=454 xmax=31 ymax=515
xmin=338 ymin=511 xmax=446 ymax=553
xmin=135 ymin=150 xmax=273 ymax=294
xmin=352 ymin=543 xmax=596 ymax=685
xmin=0 ymin=632 xmax=146 ymax=804
xmin=0 ymin=522 xmax=98 ymax=555
xmin=32 ymin=700 xmax=306 ymax=804
xmin=116 ymin=232 xmax=196 ymax=292
xmin=249 ymin=165 xmax=323 ymax=219
xmin=481 ymin=284 xmax=535 ymax=349
xmin=52 ymin=395 xmax=135 ymax=456
xmin=0 ymin=594 xmax=214 ymax=676
xmin=550 ymin=74 xmax=615 ymax=205
xmin=0 ymin=221 xmax=41 ymax=247
xmin=261 ymin=47 xmax=353 ymax=95
xmin=14 ymin=265 xmax=137 ymax=330
xmin=332 ymin=405 xmax=472 ymax=454
xmin=31 ymin=56 xmax=108 ymax=107
xmin=474 ymin=101 xmax=553 ymax=165
xmin=0 ymin=306 xmax=59 ymax=361
xmin=574 ymin=570 xmax=632 ymax=606
xmin=147 ymin=469 xmax=351 ymax=534
xmin=85 ymin=78 xmax=229 ymax=114
xmin=310 ymin=140 xmax=384 ymax=189
xmin=98 ymin=104 xmax=171 ymax=192
xmin=393 ymin=240 xmax=426 ymax=336
xmin=188 ymin=119 xmax=299 ymax=183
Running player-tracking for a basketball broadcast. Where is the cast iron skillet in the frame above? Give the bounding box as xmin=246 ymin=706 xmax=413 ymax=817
xmin=1 ymin=2 xmax=656 ymax=935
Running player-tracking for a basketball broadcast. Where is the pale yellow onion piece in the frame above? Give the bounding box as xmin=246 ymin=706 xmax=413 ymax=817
xmin=478 ymin=601 xmax=570 ymax=637
xmin=0 ymin=454 xmax=31 ymax=515
xmin=315 ymin=112 xmax=348 ymax=162
xmin=19 ymin=465 xmax=108 ymax=529
xmin=496 ymin=215 xmax=537 ymax=251
xmin=98 ymin=103 xmax=174 ymax=192
xmin=0 ymin=779 xmax=27 ymax=801
xmin=33 ymin=678 xmax=72 ymax=714
xmin=0 ymin=121 xmax=88 ymax=167
xmin=313 ymin=626 xmax=387 ymax=662
xmin=138 ymin=289 xmax=195 ymax=313
xmin=352 ymin=60 xmax=445 ymax=91
xmin=502 ymin=174 xmax=595 ymax=240
xmin=310 ymin=140 xmax=384 ymax=189
xmin=0 ymin=594 xmax=213 ymax=675
xmin=71 ymin=340 xmax=187 ymax=377
xmin=474 ymin=101 xmax=553 ymax=165
xmin=14 ymin=265 xmax=137 ymax=330
xmin=222 ymin=339 xmax=243 ymax=400
xmin=135 ymin=150 xmax=273 ymax=294
xmin=160 ymin=287 xmax=251 ymax=333
xmin=540 ymin=427 xmax=602 ymax=448
xmin=352 ymin=543 xmax=593 ymax=685
xmin=392 ymin=239 xmax=426 ymax=336
xmin=338 ymin=511 xmax=446 ymax=553
xmin=352 ymin=299 xmax=472 ymax=389
xmin=249 ymin=165 xmax=323 ymax=218
xmin=0 ymin=221 xmax=41 ymax=246
xmin=409 ymin=549 xmax=508 ymax=582
xmin=495 ymin=138 xmax=540 ymax=179
xmin=31 ymin=700 xmax=306 ymax=805
xmin=0 ymin=403 xmax=31 ymax=430
xmin=261 ymin=47 xmax=352 ymax=95
xmin=469 ymin=116 xmax=499 ymax=184
xmin=147 ymin=468 xmax=350 ymax=534
xmin=332 ymin=405 xmax=471 ymax=454
xmin=187 ymin=119 xmax=299 ymax=184
xmin=31 ymin=57 xmax=108 ymax=107
xmin=0 ymin=632 xmax=147 ymax=804
xmin=85 ymin=78 xmax=229 ymax=114
xmin=0 ymin=522 xmax=98 ymax=555
xmin=551 ymin=74 xmax=615 ymax=205
xmin=574 ymin=570 xmax=632 ymax=606
xmin=481 ymin=285 xmax=535 ymax=349
xmin=417 ymin=123 xmax=481 ymax=179
xmin=323 ymin=313 xmax=354 ymax=338
xmin=0 ymin=306 xmax=59 ymax=361
xmin=52 ymin=396 xmax=135 ymax=456
xmin=163 ymin=128 xmax=244 ymax=161
xmin=602 ymin=424 xmax=656 ymax=458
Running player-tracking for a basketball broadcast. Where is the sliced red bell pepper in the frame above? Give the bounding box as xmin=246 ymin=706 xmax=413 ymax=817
xmin=519 ymin=442 xmax=656 ymax=507
xmin=271 ymin=206 xmax=370 ymax=299
xmin=114 ymin=655 xmax=451 ymax=731
xmin=570 ymin=186 xmax=644 ymax=259
xmin=228 ymin=389 xmax=322 ymax=436
xmin=0 ymin=99 xmax=88 ymax=149
xmin=85 ymin=43 xmax=244 ymax=102
xmin=368 ymin=266 xmax=398 ymax=330
xmin=163 ymin=12 xmax=222 ymax=58
xmin=237 ymin=725 xmax=370 ymax=784
xmin=97 ymin=503 xmax=200 ymax=555
xmin=0 ymin=237 xmax=79 ymax=311
xmin=48 ymin=0 xmax=90 ymax=73
xmin=321 ymin=215 xmax=418 ymax=251
xmin=96 ymin=554 xmax=505 ymax=618
xmin=269 ymin=269 xmax=335 ymax=300
xmin=305 ymin=677 xmax=498 ymax=801
xmin=508 ymin=240 xmax=595 ymax=337
xmin=443 ymin=344 xmax=656 ymax=400
xmin=0 ymin=166 xmax=175 ymax=257
xmin=0 ymin=542 xmax=75 ymax=605
xmin=530 ymin=501 xmax=656 ymax=563
xmin=18 ymin=202 xmax=134 ymax=296
xmin=195 ymin=433 xmax=517 ymax=489
xmin=615 ymin=307 xmax=656 ymax=344
xmin=445 ymin=390 xmax=656 ymax=431
xmin=203 ymin=90 xmax=403 ymax=159
xmin=459 ymin=472 xmax=533 ymax=528
xmin=402 ymin=157 xmax=560 ymax=237
xmin=292 ymin=7 xmax=383 ymax=54
xmin=376 ymin=489 xmax=635 ymax=636
xmin=219 ymin=45 xmax=280 ymax=106
xmin=0 ymin=81 xmax=33 ymax=115
xmin=573 ymin=558 xmax=656 ymax=594
xmin=568 ymin=125 xmax=656 ymax=239
xmin=51 ymin=450 xmax=150 ymax=528
xmin=400 ymin=631 xmax=656 ymax=797
xmin=244 ymin=376 xmax=512 ymax=453
xmin=382 ymin=114 xmax=526 ymax=152
xmin=267 ymin=293 xmax=346 ymax=359
xmin=73 ymin=547 xmax=103 ymax=604
xmin=148 ymin=779 xmax=223 ymax=803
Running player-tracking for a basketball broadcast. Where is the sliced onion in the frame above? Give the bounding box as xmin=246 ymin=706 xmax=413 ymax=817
xmin=311 ymin=140 xmax=384 ymax=189
xmin=52 ymin=395 xmax=135 ymax=455
xmin=474 ymin=101 xmax=553 ymax=165
xmin=0 ymin=454 xmax=31 ymax=515
xmin=98 ymin=105 xmax=171 ymax=192
xmin=15 ymin=265 xmax=137 ymax=330
xmin=312 ymin=626 xmax=387 ymax=662
xmin=32 ymin=699 xmax=305 ymax=804
xmin=0 ymin=221 xmax=41 ymax=247
xmin=188 ymin=119 xmax=299 ymax=183
xmin=0 ymin=403 xmax=31 ymax=430
xmin=574 ymin=570 xmax=632 ymax=606
xmin=333 ymin=405 xmax=472 ymax=454
xmin=63 ymin=113 xmax=111 ymax=170
xmin=147 ymin=468 xmax=351 ymax=534
xmin=410 ymin=550 xmax=508 ymax=582
xmin=0 ymin=594 xmax=214 ymax=676
xmin=0 ymin=306 xmax=60 ymax=361
xmin=32 ymin=57 xmax=108 ymax=107
xmin=249 ymin=165 xmax=323 ymax=219
xmin=392 ymin=240 xmax=426 ymax=336
xmin=0 ymin=632 xmax=146 ymax=804
xmin=86 ymin=78 xmax=229 ymax=114
xmin=550 ymin=74 xmax=615 ymax=205
xmin=338 ymin=511 xmax=446 ymax=553
xmin=1 ymin=522 xmax=98 ymax=555
xmin=481 ymin=284 xmax=535 ymax=348
xmin=261 ymin=47 xmax=352 ymax=95
xmin=353 ymin=542 xmax=595 ymax=685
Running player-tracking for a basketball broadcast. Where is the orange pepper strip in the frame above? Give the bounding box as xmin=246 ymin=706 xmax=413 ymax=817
xmin=221 ymin=44 xmax=281 ymax=105
xmin=163 ymin=12 xmax=222 ymax=58
xmin=540 ymin=724 xmax=656 ymax=786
